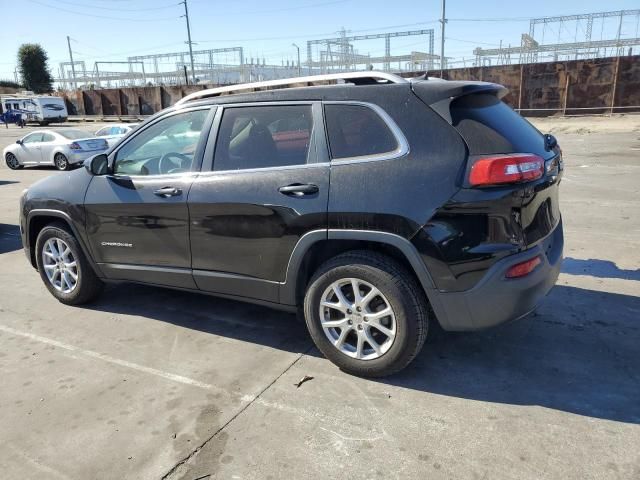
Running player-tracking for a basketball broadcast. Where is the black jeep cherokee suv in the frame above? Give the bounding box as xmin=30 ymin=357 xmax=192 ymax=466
xmin=19 ymin=72 xmax=563 ymax=377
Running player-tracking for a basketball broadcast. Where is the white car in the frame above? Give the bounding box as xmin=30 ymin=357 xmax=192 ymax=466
xmin=3 ymin=129 xmax=109 ymax=171
xmin=95 ymin=123 xmax=138 ymax=147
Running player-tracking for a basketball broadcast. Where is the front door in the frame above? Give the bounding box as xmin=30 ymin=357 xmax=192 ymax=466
xmin=189 ymin=103 xmax=329 ymax=303
xmin=84 ymin=107 xmax=214 ymax=288
xmin=18 ymin=132 xmax=43 ymax=164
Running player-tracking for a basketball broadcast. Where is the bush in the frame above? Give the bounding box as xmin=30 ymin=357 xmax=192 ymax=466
xmin=17 ymin=44 xmax=54 ymax=93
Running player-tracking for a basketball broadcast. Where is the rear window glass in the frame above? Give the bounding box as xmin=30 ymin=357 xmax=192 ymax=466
xmin=57 ymin=129 xmax=91 ymax=140
xmin=450 ymin=94 xmax=549 ymax=157
xmin=324 ymin=104 xmax=398 ymax=160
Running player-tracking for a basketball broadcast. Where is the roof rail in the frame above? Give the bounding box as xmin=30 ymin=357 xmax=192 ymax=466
xmin=175 ymin=71 xmax=408 ymax=105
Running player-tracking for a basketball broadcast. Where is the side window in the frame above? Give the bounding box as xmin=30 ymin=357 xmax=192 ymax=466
xmin=213 ymin=105 xmax=313 ymax=171
xmin=41 ymin=133 xmax=55 ymax=142
xmin=96 ymin=127 xmax=109 ymax=136
xmin=114 ymin=109 xmax=209 ymax=176
xmin=324 ymin=104 xmax=398 ymax=160
xmin=22 ymin=133 xmax=43 ymax=144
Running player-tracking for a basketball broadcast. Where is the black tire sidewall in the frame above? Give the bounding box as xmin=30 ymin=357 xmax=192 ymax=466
xmin=304 ymin=262 xmax=422 ymax=376
xmin=35 ymin=226 xmax=89 ymax=304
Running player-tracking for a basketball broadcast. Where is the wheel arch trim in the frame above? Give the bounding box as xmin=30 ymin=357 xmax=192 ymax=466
xmin=280 ymin=228 xmax=451 ymax=329
xmin=26 ymin=209 xmax=102 ymax=276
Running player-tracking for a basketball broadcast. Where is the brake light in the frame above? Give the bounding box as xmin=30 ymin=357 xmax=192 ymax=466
xmin=505 ymin=256 xmax=542 ymax=279
xmin=469 ymin=154 xmax=544 ymax=187
xmin=69 ymin=142 xmax=82 ymax=150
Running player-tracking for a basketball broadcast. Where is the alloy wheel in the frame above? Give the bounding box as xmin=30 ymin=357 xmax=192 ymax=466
xmin=42 ymin=238 xmax=78 ymax=293
xmin=6 ymin=153 xmax=19 ymax=169
xmin=319 ymin=278 xmax=397 ymax=360
xmin=55 ymin=154 xmax=68 ymax=170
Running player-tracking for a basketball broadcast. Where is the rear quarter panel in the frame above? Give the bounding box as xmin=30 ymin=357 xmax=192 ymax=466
xmin=327 ymin=88 xmax=468 ymax=288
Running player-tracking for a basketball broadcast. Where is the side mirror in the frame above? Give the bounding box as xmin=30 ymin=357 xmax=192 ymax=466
xmin=84 ymin=153 xmax=109 ymax=175
xmin=16 ymin=139 xmax=22 ymax=145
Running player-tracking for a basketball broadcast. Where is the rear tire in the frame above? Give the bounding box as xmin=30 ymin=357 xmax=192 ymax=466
xmin=5 ymin=153 xmax=23 ymax=170
xmin=54 ymin=153 xmax=70 ymax=171
xmin=304 ymin=251 xmax=429 ymax=377
xmin=35 ymin=223 xmax=104 ymax=305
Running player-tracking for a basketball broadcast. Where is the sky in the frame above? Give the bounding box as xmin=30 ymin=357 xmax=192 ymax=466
xmin=1 ymin=0 xmax=639 ymax=81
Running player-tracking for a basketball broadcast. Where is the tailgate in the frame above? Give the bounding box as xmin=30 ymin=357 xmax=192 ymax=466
xmin=448 ymin=92 xmax=563 ymax=248
xmin=76 ymin=138 xmax=108 ymax=151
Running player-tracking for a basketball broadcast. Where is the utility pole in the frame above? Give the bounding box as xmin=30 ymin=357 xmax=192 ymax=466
xmin=67 ymin=35 xmax=77 ymax=90
xmin=439 ymin=0 xmax=446 ymax=77
xmin=180 ymin=0 xmax=196 ymax=84
xmin=292 ymin=43 xmax=301 ymax=76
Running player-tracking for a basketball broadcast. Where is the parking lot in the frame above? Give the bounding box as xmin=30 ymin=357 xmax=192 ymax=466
xmin=0 ymin=117 xmax=639 ymax=479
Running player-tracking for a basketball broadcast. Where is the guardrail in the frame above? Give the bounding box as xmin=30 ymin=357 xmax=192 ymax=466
xmin=514 ymin=105 xmax=640 ymax=116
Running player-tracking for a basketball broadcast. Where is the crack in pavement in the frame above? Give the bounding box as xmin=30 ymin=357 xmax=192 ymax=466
xmin=161 ymin=343 xmax=315 ymax=479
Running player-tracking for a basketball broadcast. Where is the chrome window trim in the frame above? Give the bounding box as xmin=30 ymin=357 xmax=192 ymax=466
xmin=197 ymin=161 xmax=329 ymax=178
xmin=322 ymin=101 xmax=410 ymax=165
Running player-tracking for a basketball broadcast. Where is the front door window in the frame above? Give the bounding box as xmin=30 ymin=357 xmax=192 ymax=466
xmin=114 ymin=109 xmax=209 ymax=176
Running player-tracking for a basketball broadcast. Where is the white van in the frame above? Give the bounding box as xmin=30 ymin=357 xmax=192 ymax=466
xmin=1 ymin=94 xmax=68 ymax=125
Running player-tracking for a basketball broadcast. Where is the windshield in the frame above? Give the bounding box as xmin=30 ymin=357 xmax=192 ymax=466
xmin=56 ymin=129 xmax=93 ymax=140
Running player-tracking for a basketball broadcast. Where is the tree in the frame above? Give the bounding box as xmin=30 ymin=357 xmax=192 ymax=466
xmin=17 ymin=44 xmax=54 ymax=93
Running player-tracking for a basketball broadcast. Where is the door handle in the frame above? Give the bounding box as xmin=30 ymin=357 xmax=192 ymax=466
xmin=278 ymin=183 xmax=319 ymax=197
xmin=154 ymin=186 xmax=182 ymax=197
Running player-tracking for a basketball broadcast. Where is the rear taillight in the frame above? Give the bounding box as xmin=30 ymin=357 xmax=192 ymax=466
xmin=69 ymin=142 xmax=82 ymax=150
xmin=469 ymin=154 xmax=544 ymax=187
xmin=505 ymin=256 xmax=542 ymax=279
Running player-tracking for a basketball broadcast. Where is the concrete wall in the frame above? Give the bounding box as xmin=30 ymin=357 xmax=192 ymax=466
xmin=138 ymin=87 xmax=162 ymax=115
xmin=119 ymin=88 xmax=140 ymax=115
xmin=418 ymin=55 xmax=640 ymax=115
xmin=60 ymin=55 xmax=639 ymax=117
xmin=101 ymin=89 xmax=121 ymax=116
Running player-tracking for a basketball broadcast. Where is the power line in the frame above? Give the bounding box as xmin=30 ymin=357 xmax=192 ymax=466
xmin=25 ymin=0 xmax=179 ymax=22
xmin=196 ymin=21 xmax=440 ymax=43
xmin=43 ymin=0 xmax=179 ymax=11
xmin=446 ymin=36 xmax=501 ymax=46
xmin=216 ymin=0 xmax=351 ymax=16
xmin=449 ymin=16 xmax=532 ymax=22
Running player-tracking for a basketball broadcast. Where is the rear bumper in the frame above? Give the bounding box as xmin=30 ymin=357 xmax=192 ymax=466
xmin=433 ymin=219 xmax=563 ymax=331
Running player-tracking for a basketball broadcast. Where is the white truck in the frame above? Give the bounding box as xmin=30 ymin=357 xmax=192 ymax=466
xmin=1 ymin=94 xmax=68 ymax=125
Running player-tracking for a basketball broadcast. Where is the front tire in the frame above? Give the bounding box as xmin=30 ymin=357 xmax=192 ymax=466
xmin=304 ymin=251 xmax=429 ymax=377
xmin=35 ymin=223 xmax=103 ymax=305
xmin=5 ymin=153 xmax=23 ymax=170
xmin=54 ymin=153 xmax=70 ymax=171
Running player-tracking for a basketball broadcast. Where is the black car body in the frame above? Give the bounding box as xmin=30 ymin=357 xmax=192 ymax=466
xmin=19 ymin=72 xmax=563 ymax=376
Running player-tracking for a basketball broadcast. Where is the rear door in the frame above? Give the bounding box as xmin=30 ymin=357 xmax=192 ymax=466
xmin=39 ymin=132 xmax=57 ymax=164
xmin=84 ymin=106 xmax=215 ymax=288
xmin=188 ymin=102 xmax=329 ymax=303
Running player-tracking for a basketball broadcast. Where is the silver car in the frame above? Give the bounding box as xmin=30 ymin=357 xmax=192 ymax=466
xmin=3 ymin=129 xmax=109 ymax=171
xmin=94 ymin=123 xmax=138 ymax=148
